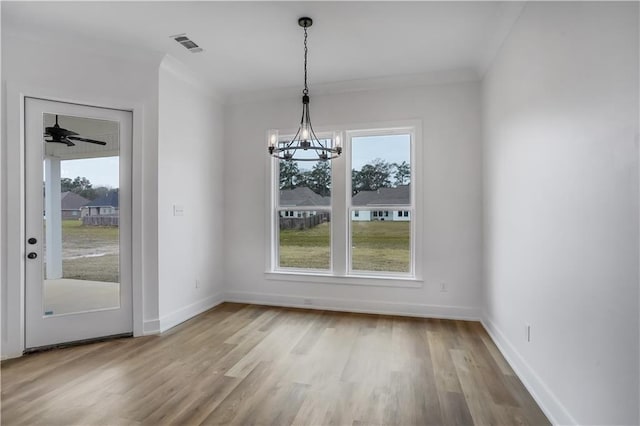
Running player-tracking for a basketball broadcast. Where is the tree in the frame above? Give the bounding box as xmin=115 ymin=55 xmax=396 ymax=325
xmin=352 ymin=158 xmax=392 ymax=193
xmin=92 ymin=186 xmax=112 ymax=200
xmin=60 ymin=176 xmax=97 ymax=200
xmin=393 ymin=161 xmax=410 ymax=186
xmin=307 ymin=161 xmax=331 ymax=197
xmin=279 ymin=161 xmax=301 ymax=190
xmin=60 ymin=178 xmax=74 ymax=192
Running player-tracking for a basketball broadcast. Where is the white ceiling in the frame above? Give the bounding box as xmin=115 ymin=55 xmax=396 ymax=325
xmin=2 ymin=1 xmax=523 ymax=97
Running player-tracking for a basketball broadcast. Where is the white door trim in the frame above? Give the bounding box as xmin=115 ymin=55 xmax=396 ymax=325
xmin=3 ymin=82 xmax=146 ymax=358
xmin=25 ymin=98 xmax=132 ymax=347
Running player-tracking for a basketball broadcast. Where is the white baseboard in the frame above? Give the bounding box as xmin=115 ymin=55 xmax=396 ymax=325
xmin=142 ymin=319 xmax=160 ymax=335
xmin=158 ymin=292 xmax=225 ymax=333
xmin=481 ymin=316 xmax=577 ymax=426
xmin=224 ymin=291 xmax=481 ymax=321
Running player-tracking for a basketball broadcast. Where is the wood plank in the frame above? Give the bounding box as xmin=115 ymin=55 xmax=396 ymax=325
xmin=0 ymin=303 xmax=549 ymax=426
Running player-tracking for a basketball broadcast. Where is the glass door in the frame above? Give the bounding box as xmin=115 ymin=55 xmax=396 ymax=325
xmin=24 ymin=98 xmax=133 ymax=349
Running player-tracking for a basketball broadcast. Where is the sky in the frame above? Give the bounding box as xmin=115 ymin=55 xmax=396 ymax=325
xmin=351 ymin=134 xmax=410 ymax=170
xmin=295 ymin=133 xmax=411 ymax=171
xmin=60 ymin=157 xmax=119 ymax=188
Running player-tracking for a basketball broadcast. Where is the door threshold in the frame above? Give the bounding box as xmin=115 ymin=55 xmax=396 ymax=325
xmin=24 ymin=332 xmax=133 ymax=354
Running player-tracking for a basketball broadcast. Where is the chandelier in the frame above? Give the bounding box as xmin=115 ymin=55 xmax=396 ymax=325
xmin=268 ymin=17 xmax=342 ymax=162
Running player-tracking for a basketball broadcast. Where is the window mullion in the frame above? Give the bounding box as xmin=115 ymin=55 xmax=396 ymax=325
xmin=332 ymin=131 xmax=347 ymax=275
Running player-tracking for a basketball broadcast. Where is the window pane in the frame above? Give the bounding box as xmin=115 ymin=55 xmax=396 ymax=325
xmin=42 ymin=113 xmax=120 ymax=316
xmin=351 ymin=134 xmax=410 ymax=206
xmin=351 ymin=210 xmax=410 ymax=273
xmin=279 ymin=140 xmax=332 ymax=207
xmin=279 ymin=211 xmax=331 ymax=270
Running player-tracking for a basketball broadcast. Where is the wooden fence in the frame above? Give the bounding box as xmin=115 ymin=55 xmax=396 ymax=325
xmin=82 ymin=215 xmax=119 ymax=226
xmin=280 ymin=212 xmax=330 ymax=230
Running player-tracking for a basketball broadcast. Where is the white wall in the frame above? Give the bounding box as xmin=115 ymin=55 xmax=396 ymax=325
xmin=1 ymin=30 xmax=162 ymax=357
xmin=157 ymin=56 xmax=225 ymax=331
xmin=482 ymin=2 xmax=639 ymax=424
xmin=224 ymin=79 xmax=483 ymax=318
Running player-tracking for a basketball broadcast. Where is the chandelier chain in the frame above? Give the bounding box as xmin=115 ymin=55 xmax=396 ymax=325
xmin=303 ymin=27 xmax=309 ymax=95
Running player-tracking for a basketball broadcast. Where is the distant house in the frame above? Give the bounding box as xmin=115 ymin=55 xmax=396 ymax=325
xmin=279 ymin=187 xmax=329 ymax=218
xmin=81 ymin=190 xmax=119 ymax=217
xmin=351 ymin=185 xmax=411 ymax=221
xmin=60 ymin=191 xmax=90 ymax=219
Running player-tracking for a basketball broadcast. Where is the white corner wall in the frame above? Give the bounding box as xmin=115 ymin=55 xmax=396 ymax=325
xmin=1 ymin=30 xmax=162 ymax=358
xmin=157 ymin=56 xmax=225 ymax=332
xmin=482 ymin=2 xmax=639 ymax=424
xmin=224 ymin=80 xmax=483 ymax=318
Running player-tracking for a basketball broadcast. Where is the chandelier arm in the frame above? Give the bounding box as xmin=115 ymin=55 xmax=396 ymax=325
xmin=305 ymin=104 xmax=321 ymax=143
xmin=310 ymin=127 xmax=325 ymax=148
xmin=300 ymin=103 xmax=306 ymax=126
xmin=277 ymin=127 xmax=301 ymax=153
xmin=307 ymin=109 xmax=328 ymax=148
xmin=288 ymin=127 xmax=302 ymax=146
xmin=289 ymin=145 xmax=302 ymax=159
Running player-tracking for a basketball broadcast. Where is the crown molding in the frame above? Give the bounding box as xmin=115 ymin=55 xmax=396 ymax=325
xmin=225 ymin=67 xmax=480 ymax=106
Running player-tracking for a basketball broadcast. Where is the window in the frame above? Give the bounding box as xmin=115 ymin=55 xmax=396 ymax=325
xmin=270 ymin=125 xmax=418 ymax=279
xmin=274 ymin=137 xmax=332 ymax=271
xmin=350 ymin=132 xmax=413 ymax=274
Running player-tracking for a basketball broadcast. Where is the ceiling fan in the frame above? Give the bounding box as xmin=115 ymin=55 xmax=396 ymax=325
xmin=44 ymin=115 xmax=107 ymax=147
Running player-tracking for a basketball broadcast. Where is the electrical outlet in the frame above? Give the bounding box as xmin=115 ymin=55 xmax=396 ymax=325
xmin=526 ymin=324 xmax=531 ymax=342
xmin=304 ymin=298 xmax=313 ymax=305
xmin=440 ymin=282 xmax=448 ymax=292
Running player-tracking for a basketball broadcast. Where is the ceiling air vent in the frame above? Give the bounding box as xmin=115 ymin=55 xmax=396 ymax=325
xmin=171 ymin=33 xmax=203 ymax=53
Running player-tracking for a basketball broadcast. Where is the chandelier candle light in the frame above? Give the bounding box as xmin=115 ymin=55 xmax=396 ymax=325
xmin=268 ymin=17 xmax=342 ymax=162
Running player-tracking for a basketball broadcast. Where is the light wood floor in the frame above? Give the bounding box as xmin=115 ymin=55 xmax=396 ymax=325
xmin=1 ymin=303 xmax=549 ymax=425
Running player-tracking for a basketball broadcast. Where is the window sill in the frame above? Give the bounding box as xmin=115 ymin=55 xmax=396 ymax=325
xmin=264 ymin=271 xmax=423 ymax=288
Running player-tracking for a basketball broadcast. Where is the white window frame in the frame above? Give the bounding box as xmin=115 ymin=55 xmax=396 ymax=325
xmin=346 ymin=126 xmax=417 ymax=278
xmin=271 ymin=131 xmax=335 ymax=274
xmin=266 ymin=121 xmax=423 ymax=286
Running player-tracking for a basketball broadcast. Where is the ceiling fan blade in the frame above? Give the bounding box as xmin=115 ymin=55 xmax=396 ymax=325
xmin=60 ymin=129 xmax=79 ymax=137
xmin=62 ymin=138 xmax=76 ymax=147
xmin=45 ymin=127 xmax=78 ymax=137
xmin=67 ymin=136 xmax=107 ymax=146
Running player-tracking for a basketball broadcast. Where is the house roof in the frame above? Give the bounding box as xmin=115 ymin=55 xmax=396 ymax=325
xmin=84 ymin=190 xmax=119 ymax=208
xmin=60 ymin=191 xmax=90 ymax=210
xmin=352 ymin=185 xmax=410 ymax=206
xmin=280 ymin=187 xmax=330 ymax=207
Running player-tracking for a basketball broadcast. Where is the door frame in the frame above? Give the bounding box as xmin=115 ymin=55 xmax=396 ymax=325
xmin=4 ymin=82 xmax=146 ymax=358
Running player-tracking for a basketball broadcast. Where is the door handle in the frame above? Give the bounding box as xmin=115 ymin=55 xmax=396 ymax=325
xmin=27 ymin=252 xmax=37 ymax=260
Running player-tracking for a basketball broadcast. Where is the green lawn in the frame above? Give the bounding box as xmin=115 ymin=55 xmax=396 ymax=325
xmin=279 ymin=221 xmax=410 ymax=272
xmin=61 ymin=219 xmax=119 ymax=245
xmin=279 ymin=222 xmax=331 ymax=269
xmin=58 ymin=220 xmax=120 ymax=283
